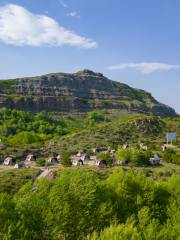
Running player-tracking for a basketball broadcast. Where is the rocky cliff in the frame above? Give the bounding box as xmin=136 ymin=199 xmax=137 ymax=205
xmin=0 ymin=69 xmax=177 ymax=117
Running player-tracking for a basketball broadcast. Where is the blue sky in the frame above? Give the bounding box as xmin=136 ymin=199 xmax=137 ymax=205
xmin=0 ymin=0 xmax=180 ymax=113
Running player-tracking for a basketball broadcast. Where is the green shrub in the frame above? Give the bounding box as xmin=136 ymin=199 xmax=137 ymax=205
xmin=163 ymin=149 xmax=180 ymax=164
xmin=97 ymin=152 xmax=113 ymax=165
xmin=36 ymin=158 xmax=46 ymax=167
xmin=115 ymin=148 xmax=152 ymax=166
xmin=61 ymin=151 xmax=72 ymax=167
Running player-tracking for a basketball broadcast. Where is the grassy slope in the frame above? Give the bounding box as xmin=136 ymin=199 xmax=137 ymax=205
xmin=0 ymin=168 xmax=39 ymax=195
xmin=45 ymin=114 xmax=174 ymax=154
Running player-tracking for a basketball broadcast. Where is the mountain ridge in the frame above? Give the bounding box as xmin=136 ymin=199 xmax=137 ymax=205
xmin=0 ymin=69 xmax=177 ymax=117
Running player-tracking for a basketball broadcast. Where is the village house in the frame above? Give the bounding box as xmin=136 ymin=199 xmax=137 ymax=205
xmin=14 ymin=162 xmax=25 ymax=169
xmin=76 ymin=150 xmax=84 ymax=157
xmin=72 ymin=159 xmax=84 ymax=166
xmin=48 ymin=157 xmax=59 ymax=165
xmin=92 ymin=147 xmax=109 ymax=155
xmin=95 ymin=160 xmax=107 ymax=168
xmin=26 ymin=154 xmax=37 ymax=162
xmin=162 ymin=145 xmax=167 ymax=151
xmin=4 ymin=157 xmax=15 ymax=166
xmin=123 ymin=144 xmax=129 ymax=149
xmin=140 ymin=143 xmax=148 ymax=150
xmin=150 ymin=155 xmax=161 ymax=165
xmin=80 ymin=153 xmax=90 ymax=161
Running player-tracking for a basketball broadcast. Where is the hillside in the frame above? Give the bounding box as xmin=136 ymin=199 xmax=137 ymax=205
xmin=45 ymin=115 xmax=175 ymax=154
xmin=0 ymin=69 xmax=177 ymax=117
xmin=0 ymin=107 xmax=179 ymax=161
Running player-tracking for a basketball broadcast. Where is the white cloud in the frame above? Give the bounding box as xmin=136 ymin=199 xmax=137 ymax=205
xmin=0 ymin=4 xmax=97 ymax=48
xmin=108 ymin=62 xmax=180 ymax=74
xmin=58 ymin=0 xmax=68 ymax=8
xmin=67 ymin=11 xmax=80 ymax=19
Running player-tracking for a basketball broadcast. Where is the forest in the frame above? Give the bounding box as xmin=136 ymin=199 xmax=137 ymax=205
xmin=0 ymin=168 xmax=180 ymax=240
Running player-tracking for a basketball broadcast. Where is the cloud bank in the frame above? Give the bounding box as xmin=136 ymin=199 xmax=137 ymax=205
xmin=0 ymin=4 xmax=97 ymax=48
xmin=108 ymin=62 xmax=180 ymax=74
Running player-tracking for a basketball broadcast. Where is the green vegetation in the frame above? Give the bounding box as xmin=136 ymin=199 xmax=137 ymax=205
xmin=162 ymin=149 xmax=180 ymax=164
xmin=115 ymin=148 xmax=153 ymax=166
xmin=0 ymin=108 xmax=179 ymax=161
xmin=0 ymin=169 xmax=39 ymax=195
xmin=47 ymin=114 xmax=167 ymax=154
xmin=61 ymin=151 xmax=72 ymax=166
xmin=0 ymin=168 xmax=179 ymax=239
xmin=97 ymin=152 xmax=113 ymax=165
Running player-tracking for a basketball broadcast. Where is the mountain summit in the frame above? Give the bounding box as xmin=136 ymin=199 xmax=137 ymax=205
xmin=0 ymin=70 xmax=177 ymax=117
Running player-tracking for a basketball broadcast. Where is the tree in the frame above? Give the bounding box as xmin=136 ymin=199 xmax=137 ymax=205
xmin=115 ymin=148 xmax=132 ymax=163
xmin=97 ymin=152 xmax=113 ymax=165
xmin=163 ymin=149 xmax=179 ymax=164
xmin=87 ymin=110 xmax=107 ymax=126
xmin=61 ymin=151 xmax=72 ymax=167
xmin=132 ymin=150 xmax=151 ymax=166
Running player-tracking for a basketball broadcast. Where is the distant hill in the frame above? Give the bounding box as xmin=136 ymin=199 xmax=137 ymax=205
xmin=0 ymin=69 xmax=177 ymax=117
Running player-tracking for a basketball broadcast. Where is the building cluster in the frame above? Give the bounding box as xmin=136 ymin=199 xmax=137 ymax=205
xmin=0 ymin=143 xmax=166 ymax=169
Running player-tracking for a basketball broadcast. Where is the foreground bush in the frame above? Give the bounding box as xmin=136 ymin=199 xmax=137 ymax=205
xmin=0 ymin=169 xmax=179 ymax=240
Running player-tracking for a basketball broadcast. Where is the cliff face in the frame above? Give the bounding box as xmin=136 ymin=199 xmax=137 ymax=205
xmin=0 ymin=69 xmax=177 ymax=117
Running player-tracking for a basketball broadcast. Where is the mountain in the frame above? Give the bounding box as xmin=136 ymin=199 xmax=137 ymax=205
xmin=0 ymin=69 xmax=177 ymax=117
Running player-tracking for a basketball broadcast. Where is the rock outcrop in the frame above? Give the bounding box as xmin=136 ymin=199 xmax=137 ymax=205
xmin=0 ymin=69 xmax=177 ymax=117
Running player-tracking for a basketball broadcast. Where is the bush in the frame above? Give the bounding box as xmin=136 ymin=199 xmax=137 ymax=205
xmin=162 ymin=149 xmax=180 ymax=164
xmin=61 ymin=151 xmax=72 ymax=167
xmin=132 ymin=150 xmax=151 ymax=166
xmin=36 ymin=158 xmax=46 ymax=167
xmin=8 ymin=131 xmax=41 ymax=145
xmin=115 ymin=148 xmax=152 ymax=166
xmin=115 ymin=148 xmax=132 ymax=163
xmin=97 ymin=152 xmax=113 ymax=165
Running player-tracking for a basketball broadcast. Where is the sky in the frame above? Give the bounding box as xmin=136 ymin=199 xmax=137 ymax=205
xmin=0 ymin=0 xmax=180 ymax=113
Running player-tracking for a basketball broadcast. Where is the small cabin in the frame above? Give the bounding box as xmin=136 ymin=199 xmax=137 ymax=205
xmin=26 ymin=154 xmax=37 ymax=162
xmin=95 ymin=160 xmax=107 ymax=168
xmin=72 ymin=159 xmax=84 ymax=166
xmin=80 ymin=154 xmax=90 ymax=161
xmin=162 ymin=145 xmax=167 ymax=151
xmin=4 ymin=157 xmax=15 ymax=166
xmin=123 ymin=144 xmax=129 ymax=149
xmin=76 ymin=150 xmax=84 ymax=157
xmin=14 ymin=162 xmax=25 ymax=169
xmin=140 ymin=143 xmax=148 ymax=150
xmin=48 ymin=157 xmax=59 ymax=165
xmin=150 ymin=155 xmax=160 ymax=165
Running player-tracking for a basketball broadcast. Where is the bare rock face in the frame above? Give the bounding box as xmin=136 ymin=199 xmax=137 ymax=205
xmin=37 ymin=169 xmax=56 ymax=181
xmin=0 ymin=69 xmax=177 ymax=117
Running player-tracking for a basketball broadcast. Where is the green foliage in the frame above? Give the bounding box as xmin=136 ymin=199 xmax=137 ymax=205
xmin=87 ymin=223 xmax=141 ymax=240
xmin=52 ymin=115 xmax=166 ymax=154
xmin=8 ymin=131 xmax=42 ymax=145
xmin=163 ymin=149 xmax=180 ymax=164
xmin=97 ymin=152 xmax=113 ymax=165
xmin=87 ymin=110 xmax=108 ymax=126
xmin=132 ymin=150 xmax=151 ymax=166
xmin=0 ymin=168 xmax=179 ymax=240
xmin=115 ymin=148 xmax=132 ymax=162
xmin=61 ymin=151 xmax=72 ymax=166
xmin=115 ymin=148 xmax=152 ymax=166
xmin=36 ymin=158 xmax=46 ymax=167
xmin=0 ymin=169 xmax=39 ymax=195
xmin=0 ymin=108 xmax=87 ymax=144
